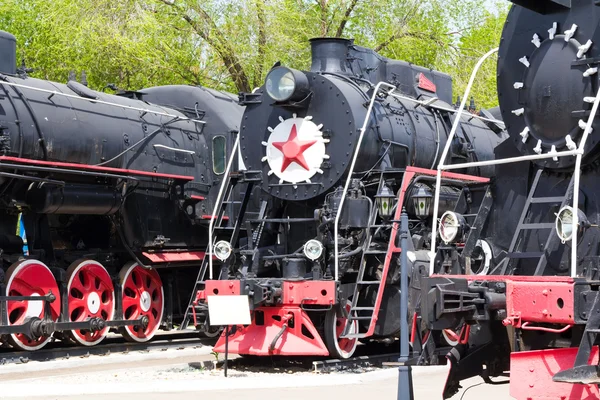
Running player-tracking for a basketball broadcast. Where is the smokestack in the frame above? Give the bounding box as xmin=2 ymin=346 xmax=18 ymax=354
xmin=0 ymin=31 xmax=16 ymax=75
xmin=309 ymin=37 xmax=352 ymax=74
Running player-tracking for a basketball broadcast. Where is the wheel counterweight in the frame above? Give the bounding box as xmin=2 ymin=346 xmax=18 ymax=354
xmin=4 ymin=259 xmax=61 ymax=350
xmin=118 ymin=262 xmax=164 ymax=342
xmin=66 ymin=259 xmax=115 ymax=346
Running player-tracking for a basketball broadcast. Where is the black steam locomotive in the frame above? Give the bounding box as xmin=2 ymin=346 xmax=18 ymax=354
xmin=417 ymin=1 xmax=600 ymax=398
xmin=198 ymin=37 xmax=507 ymax=359
xmin=0 ymin=30 xmax=243 ymax=350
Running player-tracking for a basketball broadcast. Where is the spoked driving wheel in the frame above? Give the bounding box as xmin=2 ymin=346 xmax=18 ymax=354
xmin=4 ymin=260 xmax=61 ymax=351
xmin=66 ymin=259 xmax=115 ymax=346
xmin=324 ymin=300 xmax=359 ymax=359
xmin=118 ymin=262 xmax=164 ymax=342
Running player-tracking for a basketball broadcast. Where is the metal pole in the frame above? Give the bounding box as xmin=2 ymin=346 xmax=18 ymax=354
xmin=398 ymin=208 xmax=414 ymax=400
xmin=224 ymin=325 xmax=229 ymax=377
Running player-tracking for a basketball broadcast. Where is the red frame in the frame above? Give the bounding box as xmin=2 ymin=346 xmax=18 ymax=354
xmin=510 ymin=348 xmax=600 ymax=400
xmin=0 ymin=156 xmax=194 ymax=181
xmin=212 ymin=306 xmax=329 ymax=356
xmin=366 ymin=166 xmax=488 ymax=336
xmin=142 ymin=251 xmax=206 ymax=263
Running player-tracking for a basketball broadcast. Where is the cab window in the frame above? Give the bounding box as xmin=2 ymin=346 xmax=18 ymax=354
xmin=212 ymin=135 xmax=226 ymax=175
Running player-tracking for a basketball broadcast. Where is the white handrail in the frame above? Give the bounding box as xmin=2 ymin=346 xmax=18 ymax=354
xmin=427 ymin=46 xmax=600 ymax=280
xmin=0 ymin=80 xmax=206 ymax=125
xmin=571 ymin=86 xmax=600 ymax=277
xmin=334 ymin=81 xmax=396 ymax=280
xmin=429 ymin=48 xmax=499 ymax=275
xmin=208 ymin=134 xmax=240 ymax=279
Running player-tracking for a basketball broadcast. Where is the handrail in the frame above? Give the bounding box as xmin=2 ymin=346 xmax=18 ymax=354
xmin=208 ymin=134 xmax=240 ymax=279
xmin=427 ymin=46 xmax=600 ymax=280
xmin=334 ymin=81 xmax=396 ymax=280
xmin=571 ymin=85 xmax=600 ymax=277
xmin=429 ymin=48 xmax=499 ymax=275
xmin=0 ymin=80 xmax=206 ymax=125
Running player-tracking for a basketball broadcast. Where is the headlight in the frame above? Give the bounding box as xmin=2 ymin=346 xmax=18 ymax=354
xmin=265 ymin=66 xmax=309 ymax=102
xmin=214 ymin=240 xmax=232 ymax=261
xmin=555 ymin=206 xmax=588 ymax=243
xmin=439 ymin=211 xmax=466 ymax=244
xmin=303 ymin=239 xmax=323 ymax=261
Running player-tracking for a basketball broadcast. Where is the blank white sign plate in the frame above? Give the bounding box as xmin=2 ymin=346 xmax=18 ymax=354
xmin=207 ymin=295 xmax=251 ymax=326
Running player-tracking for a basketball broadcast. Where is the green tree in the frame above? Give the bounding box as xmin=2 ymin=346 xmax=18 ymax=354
xmin=442 ymin=1 xmax=510 ymax=109
xmin=154 ymin=0 xmax=496 ymax=93
xmin=0 ymin=0 xmax=203 ymax=89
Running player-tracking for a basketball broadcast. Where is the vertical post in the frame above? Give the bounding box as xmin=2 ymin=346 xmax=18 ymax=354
xmin=398 ymin=208 xmax=414 ymax=400
xmin=224 ymin=325 xmax=229 ymax=377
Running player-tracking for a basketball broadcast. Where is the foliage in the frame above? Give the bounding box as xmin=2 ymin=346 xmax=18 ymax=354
xmin=442 ymin=1 xmax=511 ymax=109
xmin=0 ymin=0 xmax=203 ymax=89
xmin=0 ymin=0 xmax=509 ymax=107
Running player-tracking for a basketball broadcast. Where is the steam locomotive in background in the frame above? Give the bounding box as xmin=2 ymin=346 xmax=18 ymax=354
xmin=416 ymin=0 xmax=600 ymax=399
xmin=0 ymin=30 xmax=244 ymax=350
xmin=197 ymin=37 xmax=507 ymax=359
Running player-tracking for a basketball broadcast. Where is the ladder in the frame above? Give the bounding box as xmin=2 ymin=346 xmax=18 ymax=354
xmin=341 ymin=175 xmax=401 ymax=339
xmin=497 ymin=169 xmax=574 ymax=276
xmin=179 ymin=173 xmax=257 ymax=330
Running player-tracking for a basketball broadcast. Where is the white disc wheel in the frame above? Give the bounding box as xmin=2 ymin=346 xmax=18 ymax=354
xmin=118 ymin=262 xmax=164 ymax=342
xmin=324 ymin=300 xmax=359 ymax=359
xmin=66 ymin=259 xmax=115 ymax=346
xmin=4 ymin=259 xmax=61 ymax=351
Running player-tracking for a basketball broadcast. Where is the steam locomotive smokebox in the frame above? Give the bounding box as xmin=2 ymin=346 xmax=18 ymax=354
xmin=282 ymin=258 xmax=308 ymax=279
xmin=0 ymin=31 xmax=16 ymax=75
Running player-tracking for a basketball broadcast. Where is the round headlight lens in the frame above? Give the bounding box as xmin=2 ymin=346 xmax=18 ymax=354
xmin=555 ymin=206 xmax=588 ymax=243
xmin=214 ymin=240 xmax=232 ymax=261
xmin=439 ymin=211 xmax=465 ymax=244
xmin=266 ymin=67 xmax=296 ymax=101
xmin=303 ymin=239 xmax=323 ymax=261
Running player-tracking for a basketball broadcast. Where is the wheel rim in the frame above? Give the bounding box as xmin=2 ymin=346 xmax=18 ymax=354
xmin=5 ymin=260 xmax=61 ymax=350
xmin=119 ymin=263 xmax=164 ymax=342
xmin=441 ymin=329 xmax=461 ymax=347
xmin=332 ymin=301 xmax=358 ymax=358
xmin=66 ymin=259 xmax=115 ymax=346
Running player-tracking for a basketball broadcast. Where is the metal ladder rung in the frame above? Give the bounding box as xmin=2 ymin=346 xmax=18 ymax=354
xmin=506 ymin=252 xmax=544 ymax=259
xmin=520 ymin=223 xmax=555 ymax=229
xmin=348 ymin=316 xmax=374 ymax=321
xmin=530 ymin=196 xmax=565 ymax=204
xmin=351 ymin=307 xmax=376 ymax=311
xmin=357 ymin=281 xmax=381 ymax=285
xmin=364 ymin=250 xmax=387 ymax=255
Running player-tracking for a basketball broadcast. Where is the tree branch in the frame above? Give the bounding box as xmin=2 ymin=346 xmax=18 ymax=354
xmin=253 ymin=0 xmax=267 ymax=88
xmin=335 ymin=0 xmax=360 ymax=38
xmin=157 ymin=0 xmax=251 ymax=92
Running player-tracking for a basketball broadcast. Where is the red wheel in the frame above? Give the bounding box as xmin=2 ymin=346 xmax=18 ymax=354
xmin=66 ymin=259 xmax=115 ymax=346
xmin=118 ymin=262 xmax=164 ymax=342
xmin=4 ymin=260 xmax=61 ymax=350
xmin=324 ymin=300 xmax=359 ymax=359
xmin=441 ymin=329 xmax=460 ymax=347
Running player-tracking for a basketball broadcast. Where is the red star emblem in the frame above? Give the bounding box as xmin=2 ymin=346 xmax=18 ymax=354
xmin=272 ymin=124 xmax=317 ymax=172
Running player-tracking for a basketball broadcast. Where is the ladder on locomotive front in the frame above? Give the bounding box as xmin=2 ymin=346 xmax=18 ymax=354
xmin=335 ymin=78 xmax=498 ymax=339
xmin=179 ymin=136 xmax=260 ymax=331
